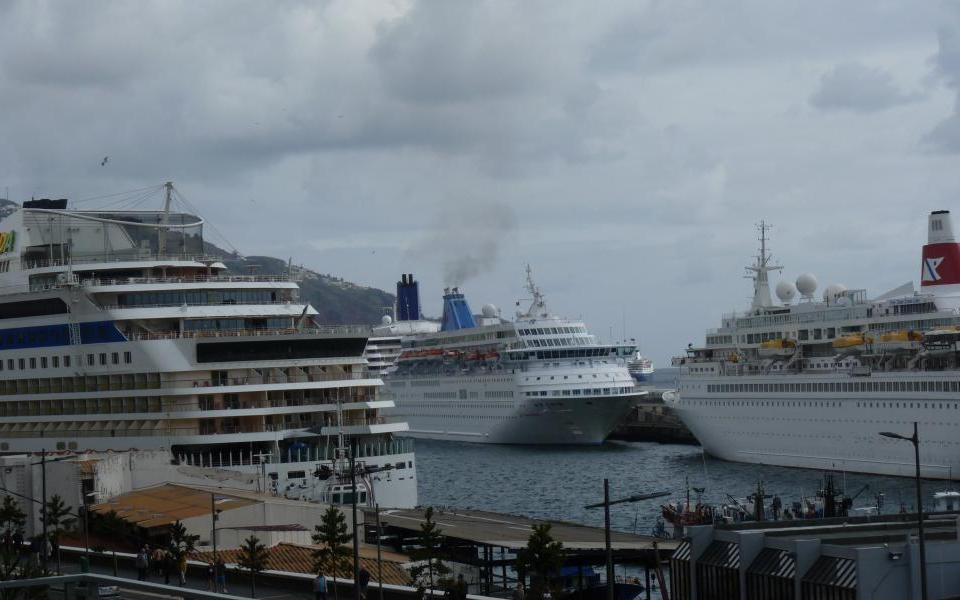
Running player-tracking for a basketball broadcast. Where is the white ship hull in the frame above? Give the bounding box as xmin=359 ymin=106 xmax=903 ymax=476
xmin=668 ymin=372 xmax=960 ymax=479
xmin=385 ymin=369 xmax=642 ymax=445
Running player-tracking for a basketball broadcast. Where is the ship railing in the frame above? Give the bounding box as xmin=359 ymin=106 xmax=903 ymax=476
xmin=84 ymin=274 xmax=295 ymax=286
xmin=124 ymin=325 xmax=371 ymax=341
xmin=101 ymin=300 xmax=300 ymax=310
xmin=175 ymin=437 xmax=415 ymax=468
xmin=21 ymin=254 xmax=223 ymax=271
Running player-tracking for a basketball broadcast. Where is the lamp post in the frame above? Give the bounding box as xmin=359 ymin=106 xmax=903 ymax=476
xmin=585 ymin=482 xmax=670 ymax=600
xmin=879 ymin=422 xmax=927 ymax=600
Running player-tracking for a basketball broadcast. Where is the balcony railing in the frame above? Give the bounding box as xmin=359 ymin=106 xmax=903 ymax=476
xmin=125 ymin=325 xmax=371 ymax=340
xmin=22 ymin=254 xmax=222 ymax=270
xmin=177 ymin=436 xmax=416 ymax=467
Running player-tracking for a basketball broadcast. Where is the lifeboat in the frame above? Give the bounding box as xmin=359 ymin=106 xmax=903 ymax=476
xmin=758 ymin=339 xmax=796 ymax=358
xmin=422 ymin=349 xmax=444 ymax=359
xmin=483 ymin=351 xmax=500 ymax=361
xmin=465 ymin=351 xmax=482 ymax=361
xmin=832 ymin=333 xmax=874 ymax=354
xmin=876 ymin=330 xmax=923 ymax=352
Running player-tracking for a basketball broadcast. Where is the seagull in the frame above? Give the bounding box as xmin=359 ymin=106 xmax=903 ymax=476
xmin=100 ymin=156 xmax=109 ymax=166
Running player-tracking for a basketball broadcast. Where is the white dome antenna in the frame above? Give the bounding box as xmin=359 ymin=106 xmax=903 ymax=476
xmin=381 ymin=315 xmax=393 ymax=325
xmin=823 ymin=283 xmax=847 ymax=304
xmin=796 ymin=273 xmax=818 ymax=300
xmin=481 ymin=303 xmax=498 ymax=318
xmin=775 ymin=280 xmax=797 ymax=305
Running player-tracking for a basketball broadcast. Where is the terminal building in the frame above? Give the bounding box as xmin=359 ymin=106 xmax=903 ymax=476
xmin=669 ymin=512 xmax=960 ymax=600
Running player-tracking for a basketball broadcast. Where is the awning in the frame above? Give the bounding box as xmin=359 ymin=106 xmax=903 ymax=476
xmin=698 ymin=541 xmax=740 ymax=569
xmin=747 ymin=548 xmax=795 ymax=579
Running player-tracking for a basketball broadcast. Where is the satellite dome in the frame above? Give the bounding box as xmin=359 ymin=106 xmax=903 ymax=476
xmin=481 ymin=303 xmax=498 ymax=318
xmin=381 ymin=315 xmax=393 ymax=325
xmin=775 ymin=281 xmax=797 ymax=303
xmin=796 ymin=273 xmax=818 ymax=298
xmin=823 ymin=283 xmax=847 ymax=303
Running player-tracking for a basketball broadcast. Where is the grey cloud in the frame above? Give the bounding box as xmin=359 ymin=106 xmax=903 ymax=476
xmin=925 ymin=5 xmax=960 ymax=152
xmin=810 ymin=62 xmax=919 ymax=113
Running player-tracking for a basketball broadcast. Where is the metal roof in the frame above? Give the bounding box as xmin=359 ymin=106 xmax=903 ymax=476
xmin=747 ymin=548 xmax=795 ymax=580
xmin=802 ymin=556 xmax=856 ymax=590
xmin=369 ymin=508 xmax=678 ymax=552
xmin=91 ymin=484 xmax=257 ymax=529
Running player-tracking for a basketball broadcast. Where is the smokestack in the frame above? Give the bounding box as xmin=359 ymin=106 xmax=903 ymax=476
xmin=440 ymin=288 xmax=476 ymax=332
xmin=396 ymin=273 xmax=421 ymax=321
xmin=921 ymin=210 xmax=960 ymax=311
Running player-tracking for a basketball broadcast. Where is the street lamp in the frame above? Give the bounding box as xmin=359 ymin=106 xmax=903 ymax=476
xmin=879 ymin=421 xmax=927 ymax=600
xmin=585 ymin=480 xmax=670 ymax=600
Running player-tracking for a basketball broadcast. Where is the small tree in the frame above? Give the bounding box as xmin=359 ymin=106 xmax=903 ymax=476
xmin=0 ymin=496 xmax=26 ymax=549
xmin=409 ymin=507 xmax=450 ymax=594
xmin=168 ymin=520 xmax=200 ymax=559
xmin=42 ymin=495 xmax=75 ymax=573
xmin=312 ymin=506 xmax=352 ymax=600
xmin=516 ymin=524 xmax=564 ymax=600
xmin=237 ymin=535 xmax=270 ymax=597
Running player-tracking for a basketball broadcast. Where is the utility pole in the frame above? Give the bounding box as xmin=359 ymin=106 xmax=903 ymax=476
xmin=375 ymin=503 xmax=384 ymax=600
xmin=211 ymin=493 xmax=219 ymax=562
xmin=350 ymin=440 xmax=360 ymax=600
xmin=41 ymin=449 xmax=48 ymax=573
xmin=585 ymin=483 xmax=670 ymax=600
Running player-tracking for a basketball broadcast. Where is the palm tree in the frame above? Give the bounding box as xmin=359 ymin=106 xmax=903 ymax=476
xmin=169 ymin=520 xmax=200 ymax=558
xmin=409 ymin=507 xmax=450 ymax=595
xmin=312 ymin=506 xmax=352 ymax=600
xmin=237 ymin=535 xmax=270 ymax=597
xmin=516 ymin=524 xmax=564 ymax=600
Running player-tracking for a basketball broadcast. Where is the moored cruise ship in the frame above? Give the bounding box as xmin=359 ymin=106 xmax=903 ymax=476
xmin=0 ymin=184 xmax=416 ymax=508
xmin=667 ymin=213 xmax=960 ymax=479
xmin=378 ymin=269 xmax=644 ymax=445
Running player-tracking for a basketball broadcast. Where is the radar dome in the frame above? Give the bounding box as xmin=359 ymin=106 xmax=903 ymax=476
xmin=381 ymin=315 xmax=393 ymax=325
xmin=796 ymin=273 xmax=818 ymax=298
xmin=823 ymin=283 xmax=847 ymax=303
xmin=481 ymin=303 xmax=498 ymax=318
xmin=775 ymin=281 xmax=797 ymax=303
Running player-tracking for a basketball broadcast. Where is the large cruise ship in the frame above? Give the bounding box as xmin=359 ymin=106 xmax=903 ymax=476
xmin=377 ymin=269 xmax=644 ymax=445
xmin=666 ymin=212 xmax=960 ymax=479
xmin=0 ymin=185 xmax=416 ymax=508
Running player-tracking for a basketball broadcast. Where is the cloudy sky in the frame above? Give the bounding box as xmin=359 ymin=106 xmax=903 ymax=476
xmin=1 ymin=0 xmax=959 ymax=365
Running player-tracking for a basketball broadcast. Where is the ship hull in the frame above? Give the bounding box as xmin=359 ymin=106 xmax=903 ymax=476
xmin=668 ymin=372 xmax=960 ymax=479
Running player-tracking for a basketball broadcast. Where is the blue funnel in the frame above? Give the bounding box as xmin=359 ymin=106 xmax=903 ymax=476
xmin=396 ymin=273 xmax=421 ymax=321
xmin=441 ymin=288 xmax=476 ymax=331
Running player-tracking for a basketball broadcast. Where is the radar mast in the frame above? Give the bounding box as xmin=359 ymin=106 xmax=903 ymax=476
xmin=746 ymin=221 xmax=782 ymax=311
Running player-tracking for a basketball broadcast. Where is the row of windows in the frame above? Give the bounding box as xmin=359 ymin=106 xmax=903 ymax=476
xmin=184 ymin=318 xmax=291 ymax=331
xmin=684 ymin=397 xmax=960 ymax=411
xmin=394 ymin=400 xmax=512 ymax=410
xmin=0 ymin=372 xmax=161 ymax=396
xmin=707 ymin=380 xmax=960 ymax=394
xmin=117 ymin=289 xmax=282 ymax=307
xmin=484 ymin=390 xmax=514 ymax=398
xmin=0 ymin=351 xmax=132 ymax=373
xmin=0 ymin=396 xmax=164 ymax=417
xmin=524 ymin=386 xmax=634 ymax=397
xmin=519 ymin=326 xmax=587 ymax=336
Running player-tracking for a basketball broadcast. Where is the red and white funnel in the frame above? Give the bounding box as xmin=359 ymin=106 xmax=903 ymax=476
xmin=921 ymin=210 xmax=960 ymax=310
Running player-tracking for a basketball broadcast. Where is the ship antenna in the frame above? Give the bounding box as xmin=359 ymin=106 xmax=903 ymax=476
xmin=522 ymin=264 xmax=547 ymax=317
xmin=159 ymin=181 xmax=173 ymax=256
xmin=745 ymin=220 xmax=781 ymax=311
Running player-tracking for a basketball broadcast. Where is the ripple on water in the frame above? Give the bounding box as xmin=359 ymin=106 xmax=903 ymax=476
xmin=415 ymin=438 xmax=949 ymax=535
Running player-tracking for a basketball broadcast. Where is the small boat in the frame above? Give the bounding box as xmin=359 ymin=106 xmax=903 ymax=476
xmin=758 ymin=338 xmax=796 ymax=358
xmin=876 ymin=330 xmax=923 ymax=352
xmin=832 ymin=332 xmax=874 ymax=354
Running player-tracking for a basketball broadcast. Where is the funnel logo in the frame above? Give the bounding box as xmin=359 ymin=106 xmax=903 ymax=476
xmin=923 ymin=256 xmax=944 ymax=282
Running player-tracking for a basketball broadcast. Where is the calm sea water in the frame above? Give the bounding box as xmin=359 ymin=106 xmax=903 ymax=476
xmin=415 ymin=438 xmax=948 ymax=535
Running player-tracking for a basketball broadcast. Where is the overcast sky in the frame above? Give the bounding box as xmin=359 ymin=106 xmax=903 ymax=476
xmin=1 ymin=1 xmax=959 ymax=365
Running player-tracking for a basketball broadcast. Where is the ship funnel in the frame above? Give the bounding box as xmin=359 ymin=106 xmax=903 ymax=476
xmin=921 ymin=210 xmax=960 ymax=311
xmin=396 ymin=273 xmax=421 ymax=321
xmin=440 ymin=288 xmax=476 ymax=331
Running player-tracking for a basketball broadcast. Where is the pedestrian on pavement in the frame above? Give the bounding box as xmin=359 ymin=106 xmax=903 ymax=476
xmin=178 ymin=552 xmax=188 ymax=586
xmin=206 ymin=562 xmax=216 ymax=591
xmin=215 ymin=557 xmax=228 ymax=593
xmin=152 ymin=546 xmax=165 ymax=576
xmin=358 ymin=567 xmax=370 ymax=600
xmin=314 ymin=572 xmax=327 ymax=600
xmin=512 ymin=582 xmax=525 ymax=600
xmin=162 ymin=549 xmax=174 ymax=585
xmin=136 ymin=547 xmax=150 ymax=581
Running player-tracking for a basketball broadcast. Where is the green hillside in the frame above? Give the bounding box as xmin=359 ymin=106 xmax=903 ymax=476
xmin=219 ymin=254 xmax=394 ymax=326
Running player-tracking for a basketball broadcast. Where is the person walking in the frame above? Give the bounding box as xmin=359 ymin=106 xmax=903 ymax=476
xmin=136 ymin=547 xmax=150 ymax=581
xmin=178 ymin=552 xmax=188 ymax=587
xmin=512 ymin=582 xmax=525 ymax=600
xmin=358 ymin=567 xmax=370 ymax=600
xmin=152 ymin=546 xmax=165 ymax=577
xmin=314 ymin=573 xmax=327 ymax=600
xmin=215 ymin=557 xmax=228 ymax=593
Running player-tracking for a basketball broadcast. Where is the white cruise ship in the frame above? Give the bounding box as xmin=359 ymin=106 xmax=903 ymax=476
xmin=377 ymin=269 xmax=644 ymax=445
xmin=0 ymin=185 xmax=416 ymax=508
xmin=667 ymin=212 xmax=960 ymax=479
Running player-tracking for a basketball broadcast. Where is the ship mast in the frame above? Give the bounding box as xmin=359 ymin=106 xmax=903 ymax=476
xmin=159 ymin=181 xmax=173 ymax=256
xmin=745 ymin=221 xmax=781 ymax=311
